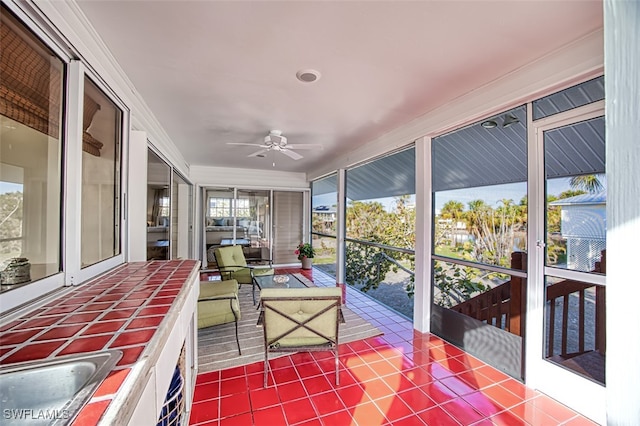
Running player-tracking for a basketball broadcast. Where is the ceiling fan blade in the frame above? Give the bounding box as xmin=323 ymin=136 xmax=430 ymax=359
xmin=280 ymin=149 xmax=303 ymax=160
xmin=248 ymin=148 xmax=269 ymax=157
xmin=227 ymin=142 xmax=268 ymax=147
xmin=285 ymin=144 xmax=323 ymax=150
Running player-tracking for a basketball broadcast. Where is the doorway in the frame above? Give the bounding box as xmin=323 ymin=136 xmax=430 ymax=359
xmin=526 ymin=104 xmax=606 ymax=423
xmin=201 ymin=188 xmax=307 ymax=268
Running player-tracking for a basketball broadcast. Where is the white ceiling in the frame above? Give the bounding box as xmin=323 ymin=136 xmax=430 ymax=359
xmin=76 ymin=1 xmax=602 ymax=174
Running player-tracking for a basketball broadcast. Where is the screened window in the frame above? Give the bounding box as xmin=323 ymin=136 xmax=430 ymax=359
xmin=345 ymin=147 xmax=415 ymax=250
xmin=311 ymin=173 xmax=339 ymax=278
xmin=344 ymin=147 xmax=416 ymax=318
xmin=430 ymin=105 xmax=528 ymax=380
xmin=533 ymin=76 xmax=604 ymax=120
xmin=432 ymin=105 xmax=528 ymax=269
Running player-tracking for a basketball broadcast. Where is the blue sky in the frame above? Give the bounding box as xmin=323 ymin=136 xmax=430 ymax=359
xmin=0 ymin=182 xmax=23 ymax=194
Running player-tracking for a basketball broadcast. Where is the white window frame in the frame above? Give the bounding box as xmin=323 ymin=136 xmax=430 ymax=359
xmin=1 ymin=2 xmax=129 ymax=313
xmin=208 ymin=197 xmax=232 ymax=218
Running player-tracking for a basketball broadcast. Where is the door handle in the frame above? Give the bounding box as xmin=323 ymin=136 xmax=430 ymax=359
xmin=536 ymin=240 xmax=546 ymax=248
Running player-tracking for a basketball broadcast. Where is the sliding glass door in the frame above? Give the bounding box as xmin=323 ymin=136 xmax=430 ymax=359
xmin=147 ymin=150 xmax=170 ymax=260
xmin=237 ymin=189 xmax=271 ymax=264
xmin=171 ymin=171 xmax=193 ymax=259
xmin=203 ymin=188 xmax=305 ymax=268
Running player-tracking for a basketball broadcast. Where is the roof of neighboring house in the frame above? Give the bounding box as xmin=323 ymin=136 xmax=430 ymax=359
xmin=550 ymin=191 xmax=606 ymax=206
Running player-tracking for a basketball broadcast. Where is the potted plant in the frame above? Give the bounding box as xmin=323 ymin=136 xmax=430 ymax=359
xmin=295 ymin=242 xmax=315 ymax=270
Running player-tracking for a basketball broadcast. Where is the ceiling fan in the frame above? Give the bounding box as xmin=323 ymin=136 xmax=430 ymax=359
xmin=227 ymin=130 xmax=322 ymax=160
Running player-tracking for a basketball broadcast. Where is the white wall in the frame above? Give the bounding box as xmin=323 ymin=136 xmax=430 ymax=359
xmin=604 ymin=0 xmax=640 ymax=424
xmin=127 ymin=131 xmax=148 ymax=261
xmin=191 ymin=165 xmax=308 ymax=190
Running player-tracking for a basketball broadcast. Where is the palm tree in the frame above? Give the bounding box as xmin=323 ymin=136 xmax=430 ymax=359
xmin=441 ymin=200 xmax=464 ymax=219
xmin=441 ymin=200 xmax=464 ymax=246
xmin=570 ymin=174 xmax=604 ymax=193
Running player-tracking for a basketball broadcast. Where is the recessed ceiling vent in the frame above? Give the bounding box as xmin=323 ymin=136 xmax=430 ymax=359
xmin=296 ymin=69 xmax=321 ymax=83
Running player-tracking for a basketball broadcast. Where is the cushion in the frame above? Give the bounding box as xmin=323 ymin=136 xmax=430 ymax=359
xmin=199 ymin=279 xmax=238 ymax=298
xmin=197 ymin=280 xmax=241 ymax=329
xmin=215 ymin=245 xmax=247 ymax=268
xmin=213 ymin=218 xmax=225 ymax=226
xmin=230 ymin=267 xmax=252 ymax=284
xmin=198 ymin=296 xmax=240 ymax=329
xmin=261 ymin=287 xmax=342 ymax=347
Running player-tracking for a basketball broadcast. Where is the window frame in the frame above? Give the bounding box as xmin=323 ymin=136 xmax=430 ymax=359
xmin=0 ymin=3 xmax=130 ymax=312
xmin=208 ymin=197 xmax=232 ymax=218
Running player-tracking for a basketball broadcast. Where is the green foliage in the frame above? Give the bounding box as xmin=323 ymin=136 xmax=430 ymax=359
xmin=295 ymin=242 xmax=315 ymax=259
xmin=346 ymin=240 xmax=394 ymax=289
xmin=344 ymin=196 xmax=415 ymax=297
xmin=0 ymin=191 xmax=23 ymax=260
xmin=558 ymin=189 xmax=586 ymax=199
xmin=433 ymin=261 xmax=487 ymax=308
xmin=570 ymin=174 xmax=604 ymax=193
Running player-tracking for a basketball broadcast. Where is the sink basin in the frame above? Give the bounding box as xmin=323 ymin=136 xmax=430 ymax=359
xmin=0 ymin=350 xmax=122 ymax=425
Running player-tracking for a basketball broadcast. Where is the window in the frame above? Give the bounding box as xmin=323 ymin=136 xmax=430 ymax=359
xmin=311 ymin=173 xmax=339 ymax=278
xmin=209 ymin=197 xmax=231 ymax=217
xmin=80 ymin=76 xmax=123 ymax=268
xmin=533 ymin=76 xmax=604 ymax=120
xmin=344 ymin=147 xmax=416 ymax=318
xmin=235 ymin=198 xmax=250 ymax=218
xmin=432 ymin=106 xmax=528 ymax=269
xmin=431 ymin=105 xmax=528 ymax=379
xmin=0 ymin=6 xmax=64 ymax=287
xmin=159 ymin=196 xmax=170 ymax=218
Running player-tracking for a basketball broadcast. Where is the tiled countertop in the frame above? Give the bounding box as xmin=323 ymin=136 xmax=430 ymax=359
xmin=0 ymin=259 xmax=200 ymax=425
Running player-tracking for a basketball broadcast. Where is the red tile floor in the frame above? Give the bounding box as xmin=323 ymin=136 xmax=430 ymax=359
xmin=190 ymin=268 xmax=597 ymax=425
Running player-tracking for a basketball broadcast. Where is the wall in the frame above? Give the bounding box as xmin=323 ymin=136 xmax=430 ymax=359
xmin=191 ymin=165 xmax=308 ymax=190
xmin=604 ymin=0 xmax=640 ymax=424
xmin=127 ymin=131 xmax=148 ymax=261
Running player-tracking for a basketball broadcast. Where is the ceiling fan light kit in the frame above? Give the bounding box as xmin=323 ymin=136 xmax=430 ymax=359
xmin=264 ymin=130 xmax=286 ymax=145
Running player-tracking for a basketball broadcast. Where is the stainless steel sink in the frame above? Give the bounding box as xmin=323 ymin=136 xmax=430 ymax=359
xmin=0 ymin=350 xmax=122 ymax=425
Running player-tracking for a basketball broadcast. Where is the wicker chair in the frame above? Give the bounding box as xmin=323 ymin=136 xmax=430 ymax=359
xmin=197 ymin=279 xmax=241 ymax=355
xmin=259 ymin=287 xmax=343 ymax=387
